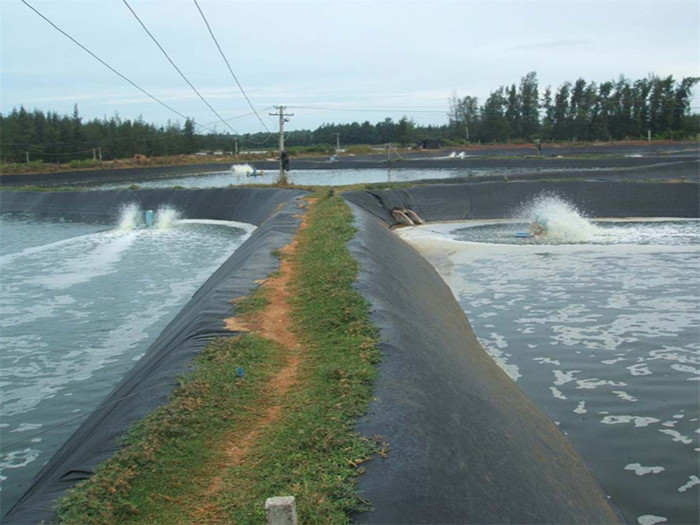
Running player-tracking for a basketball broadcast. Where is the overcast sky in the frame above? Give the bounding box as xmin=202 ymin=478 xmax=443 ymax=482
xmin=1 ymin=0 xmax=698 ymax=134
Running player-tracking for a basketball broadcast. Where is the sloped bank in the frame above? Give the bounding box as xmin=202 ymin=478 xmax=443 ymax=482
xmin=342 ymin=181 xmax=698 ymax=524
xmin=1 ymin=187 xmax=307 ymax=524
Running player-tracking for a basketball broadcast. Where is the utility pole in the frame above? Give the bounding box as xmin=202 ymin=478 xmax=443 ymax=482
xmin=233 ymin=137 xmax=239 ymax=158
xmin=334 ymin=133 xmax=340 ymax=154
xmin=25 ymin=151 xmax=30 ymax=163
xmin=269 ymin=105 xmax=294 ymax=184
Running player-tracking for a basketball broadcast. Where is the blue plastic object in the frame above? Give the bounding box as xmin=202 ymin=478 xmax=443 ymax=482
xmin=144 ymin=209 xmax=155 ymax=228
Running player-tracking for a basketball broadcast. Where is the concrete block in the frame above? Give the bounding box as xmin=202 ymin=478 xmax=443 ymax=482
xmin=265 ymin=496 xmax=298 ymax=525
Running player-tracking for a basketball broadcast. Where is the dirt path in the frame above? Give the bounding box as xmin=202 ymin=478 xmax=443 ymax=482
xmin=189 ymin=202 xmax=312 ymax=522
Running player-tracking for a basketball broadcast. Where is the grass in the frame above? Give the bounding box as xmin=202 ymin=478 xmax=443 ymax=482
xmin=57 ymin=334 xmax=283 ymax=524
xmin=56 ymin=194 xmax=382 ymax=524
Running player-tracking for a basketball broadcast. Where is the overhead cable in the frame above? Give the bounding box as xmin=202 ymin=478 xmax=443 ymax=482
xmin=19 ymin=0 xmax=217 ymax=134
xmin=121 ymin=0 xmax=240 ymax=135
xmin=192 ymin=0 xmax=270 ymax=133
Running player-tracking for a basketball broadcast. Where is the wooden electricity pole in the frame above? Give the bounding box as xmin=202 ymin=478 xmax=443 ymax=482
xmin=269 ymin=105 xmax=294 ymax=184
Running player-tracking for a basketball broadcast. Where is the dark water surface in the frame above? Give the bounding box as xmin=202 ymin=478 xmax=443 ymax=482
xmin=400 ymin=219 xmax=700 ymax=525
xmin=0 ymin=209 xmax=253 ymax=509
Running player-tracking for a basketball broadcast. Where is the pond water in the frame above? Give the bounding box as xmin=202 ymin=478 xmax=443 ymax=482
xmin=95 ymin=164 xmax=576 ymax=189
xmin=0 ymin=207 xmax=254 ymax=510
xmin=398 ymin=198 xmax=699 ymax=525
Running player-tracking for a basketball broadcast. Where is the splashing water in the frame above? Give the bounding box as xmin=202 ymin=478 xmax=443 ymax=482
xmin=117 ymin=202 xmax=142 ymax=231
xmin=231 ymin=163 xmax=255 ymax=175
xmin=154 ymin=206 xmax=181 ymax=229
xmin=518 ymin=194 xmax=603 ymax=244
xmin=116 ymin=203 xmax=182 ymax=231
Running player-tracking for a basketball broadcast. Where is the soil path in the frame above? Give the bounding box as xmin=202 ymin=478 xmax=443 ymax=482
xmin=189 ymin=200 xmax=312 ymax=522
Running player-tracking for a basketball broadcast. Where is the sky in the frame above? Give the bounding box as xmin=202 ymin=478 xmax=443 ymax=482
xmin=1 ymin=0 xmax=698 ymax=135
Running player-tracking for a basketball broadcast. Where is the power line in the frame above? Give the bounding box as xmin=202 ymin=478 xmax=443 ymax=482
xmin=121 ymin=0 xmax=240 ymax=136
xmin=192 ymin=0 xmax=270 ymax=133
xmin=19 ymin=0 xmax=217 ymax=135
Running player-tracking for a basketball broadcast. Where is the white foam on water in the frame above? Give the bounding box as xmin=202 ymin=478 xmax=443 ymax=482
xmin=0 ymin=233 xmax=104 ymax=266
xmin=0 ymin=448 xmax=41 ymax=480
xmin=670 ymin=364 xmax=700 ymax=380
xmin=600 ymin=415 xmax=660 ymax=427
xmin=678 ymin=475 xmax=700 ymax=492
xmin=657 ymin=429 xmax=693 ymax=444
xmin=612 ymin=391 xmax=638 ymax=402
xmin=176 ymin=218 xmax=257 ymax=235
xmin=25 ymin=230 xmax=138 ymax=290
xmin=625 ymin=463 xmax=665 ymax=476
xmin=627 ymin=363 xmax=653 ymax=376
xmin=576 ymin=378 xmax=627 ymax=390
xmin=230 ymin=163 xmax=255 ymax=175
xmin=533 ymin=357 xmax=561 ymax=366
xmin=550 ymin=387 xmax=567 ymax=400
xmin=602 ymin=357 xmax=626 ymax=365
xmin=637 ymin=514 xmax=668 ymax=525
xmin=9 ymin=424 xmax=43 ymax=433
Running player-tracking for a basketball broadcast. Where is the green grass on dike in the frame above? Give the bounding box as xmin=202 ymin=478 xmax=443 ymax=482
xmin=57 ymin=193 xmax=382 ymax=524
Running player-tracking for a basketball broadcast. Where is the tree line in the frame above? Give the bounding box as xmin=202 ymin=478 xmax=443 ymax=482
xmin=1 ymin=72 xmax=697 ymax=164
xmin=446 ymin=72 xmax=698 ymax=144
xmin=0 ymin=105 xmax=201 ymax=163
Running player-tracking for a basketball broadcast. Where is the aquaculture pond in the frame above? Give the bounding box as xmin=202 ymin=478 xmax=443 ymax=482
xmin=399 ymin=197 xmax=699 ymax=525
xmin=0 ymin=206 xmax=254 ymax=510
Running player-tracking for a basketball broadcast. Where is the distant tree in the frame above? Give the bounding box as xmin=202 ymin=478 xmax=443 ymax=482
xmin=568 ymin=78 xmax=589 ymax=141
xmin=610 ymin=76 xmax=633 ymax=139
xmin=448 ymin=93 xmax=480 ymax=141
xmin=540 ymin=86 xmax=554 ymax=140
xmin=648 ymin=75 xmax=675 ymax=137
xmin=631 ymin=77 xmax=652 ymax=137
xmin=71 ymin=104 xmax=85 ymax=156
xmin=591 ymin=81 xmax=614 ymax=141
xmin=481 ymin=87 xmax=509 ymax=142
xmin=519 ymin=72 xmax=540 ymax=139
xmin=551 ymin=82 xmax=571 ymax=141
xmin=396 ymin=116 xmax=415 ymax=146
xmin=183 ymin=118 xmax=197 ymax=154
xmin=673 ymin=76 xmax=700 ymax=136
xmin=375 ymin=117 xmax=396 ymax=144
xmin=504 ymin=84 xmax=520 ymax=139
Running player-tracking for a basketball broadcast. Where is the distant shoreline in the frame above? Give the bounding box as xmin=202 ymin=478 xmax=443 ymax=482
xmin=1 ymin=140 xmax=697 ymax=188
